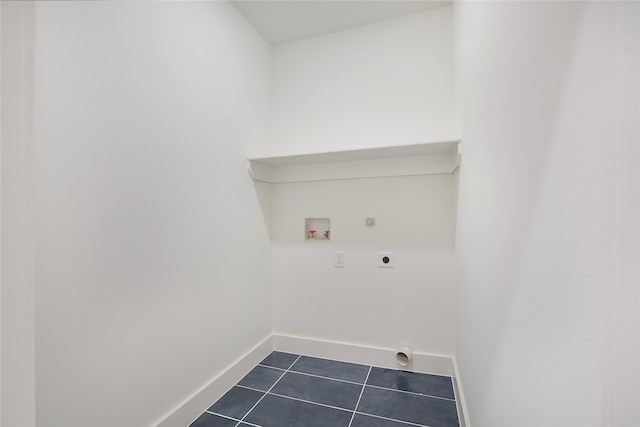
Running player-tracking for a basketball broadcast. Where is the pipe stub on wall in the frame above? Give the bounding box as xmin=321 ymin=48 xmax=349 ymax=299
xmin=396 ymin=345 xmax=413 ymax=368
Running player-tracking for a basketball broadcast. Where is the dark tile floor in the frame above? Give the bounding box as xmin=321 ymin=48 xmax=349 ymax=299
xmin=189 ymin=351 xmax=460 ymax=427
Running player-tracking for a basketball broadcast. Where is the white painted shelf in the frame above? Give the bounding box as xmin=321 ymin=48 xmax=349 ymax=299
xmin=247 ymin=140 xmax=461 ymax=183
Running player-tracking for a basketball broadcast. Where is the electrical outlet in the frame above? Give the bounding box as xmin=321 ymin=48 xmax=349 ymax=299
xmin=378 ymin=252 xmax=394 ymax=268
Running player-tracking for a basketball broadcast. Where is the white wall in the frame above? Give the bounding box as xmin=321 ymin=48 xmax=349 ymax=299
xmin=454 ymin=1 xmax=639 ymax=426
xmin=34 ymin=2 xmax=272 ymax=426
xmin=1 ymin=2 xmax=36 ymax=425
xmin=605 ymin=3 xmax=640 ymax=424
xmin=270 ymin=6 xmax=455 ymax=156
xmin=268 ymin=5 xmax=457 ymax=362
xmin=271 ymin=174 xmax=456 ymax=358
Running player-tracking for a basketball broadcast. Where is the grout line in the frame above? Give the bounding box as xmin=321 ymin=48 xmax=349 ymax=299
xmin=204 ymin=410 xmax=235 ymax=420
xmin=364 ymin=383 xmax=457 ymax=402
xmin=353 ymin=411 xmax=431 ymax=427
xmin=267 ymin=391 xmax=354 ymax=414
xmin=237 ymin=383 xmax=358 ymax=414
xmin=204 ymin=411 xmax=259 ymax=426
xmin=257 ymin=363 xmax=287 ymax=372
xmin=347 ymin=365 xmax=372 ymax=427
xmin=284 ymin=369 xmax=366 ymax=386
xmin=236 ymin=384 xmax=268 ymax=394
xmin=234 ymin=354 xmax=302 ymax=427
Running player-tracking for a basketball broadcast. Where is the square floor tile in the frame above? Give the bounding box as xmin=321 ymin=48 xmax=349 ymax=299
xmin=357 ymin=386 xmax=459 ymax=427
xmin=270 ymin=371 xmax=363 ymax=410
xmin=207 ymin=386 xmax=264 ymax=420
xmin=367 ymin=367 xmax=455 ymax=399
xmin=290 ymin=355 xmax=369 ymax=383
xmin=238 ymin=365 xmax=285 ymax=392
xmin=243 ymin=393 xmax=352 ymax=427
xmin=259 ymin=351 xmax=299 ymax=370
xmin=188 ymin=412 xmax=237 ymax=427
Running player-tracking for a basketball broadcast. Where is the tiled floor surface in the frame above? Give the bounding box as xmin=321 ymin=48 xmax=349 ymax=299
xmin=189 ymin=351 xmax=460 ymax=427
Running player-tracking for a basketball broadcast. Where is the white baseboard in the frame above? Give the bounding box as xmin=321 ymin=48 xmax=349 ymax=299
xmin=452 ymin=356 xmax=470 ymax=427
xmin=273 ymin=334 xmax=454 ymax=377
xmin=154 ymin=336 xmax=273 ymax=427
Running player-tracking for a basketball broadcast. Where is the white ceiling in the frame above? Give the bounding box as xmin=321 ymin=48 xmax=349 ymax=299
xmin=231 ymin=0 xmax=451 ymax=45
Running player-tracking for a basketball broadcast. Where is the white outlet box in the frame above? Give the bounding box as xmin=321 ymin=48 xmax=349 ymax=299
xmin=379 ymin=252 xmax=394 ymax=268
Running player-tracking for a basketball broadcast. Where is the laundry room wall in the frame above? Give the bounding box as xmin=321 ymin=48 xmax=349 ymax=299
xmin=453 ymin=1 xmax=639 ymax=425
xmin=270 ymin=6 xmax=455 ymax=155
xmin=34 ymin=2 xmax=273 ymax=426
xmin=268 ymin=6 xmax=458 ymax=363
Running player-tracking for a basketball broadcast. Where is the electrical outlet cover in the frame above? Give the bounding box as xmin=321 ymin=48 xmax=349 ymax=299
xmin=379 ymin=252 xmax=394 ymax=268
